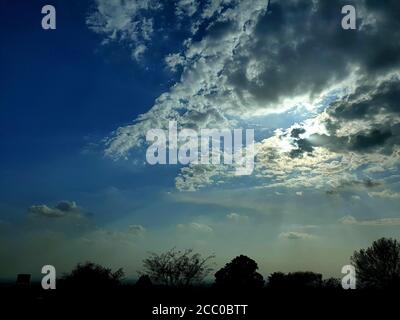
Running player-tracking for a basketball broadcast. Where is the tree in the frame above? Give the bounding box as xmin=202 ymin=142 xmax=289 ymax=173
xmin=267 ymin=271 xmax=322 ymax=289
xmin=351 ymin=237 xmax=400 ymax=289
xmin=135 ymin=275 xmax=152 ymax=288
xmin=322 ymin=277 xmax=341 ymax=290
xmin=266 ymin=272 xmax=286 ymax=289
xmin=61 ymin=262 xmax=124 ymax=289
xmin=141 ymin=248 xmax=214 ymax=287
xmin=214 ymin=255 xmax=264 ymax=289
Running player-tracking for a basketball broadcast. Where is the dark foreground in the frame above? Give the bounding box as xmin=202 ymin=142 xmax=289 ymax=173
xmin=0 ymin=285 xmax=397 ymax=318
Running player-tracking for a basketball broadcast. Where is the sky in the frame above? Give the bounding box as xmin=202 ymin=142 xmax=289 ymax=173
xmin=1 ymin=0 xmax=400 ymax=280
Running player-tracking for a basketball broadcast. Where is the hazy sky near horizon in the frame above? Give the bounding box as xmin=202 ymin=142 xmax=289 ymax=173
xmin=1 ymin=0 xmax=400 ymax=280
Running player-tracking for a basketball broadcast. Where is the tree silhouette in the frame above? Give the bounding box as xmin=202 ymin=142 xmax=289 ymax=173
xmin=214 ymin=255 xmax=264 ymax=289
xmin=61 ymin=262 xmax=124 ymax=289
xmin=322 ymin=277 xmax=341 ymax=290
xmin=267 ymin=271 xmax=322 ymax=289
xmin=135 ymin=275 xmax=152 ymax=288
xmin=351 ymin=237 xmax=400 ymax=289
xmin=141 ymin=248 xmax=214 ymax=287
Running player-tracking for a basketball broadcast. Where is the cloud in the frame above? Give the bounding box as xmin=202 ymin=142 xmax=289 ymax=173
xmin=165 ymin=53 xmax=185 ymax=72
xmin=175 ymin=164 xmax=230 ymax=191
xmin=326 ymin=178 xmax=382 ymax=195
xmin=132 ymin=44 xmax=147 ymax=62
xmin=128 ymin=224 xmax=146 ymax=235
xmin=28 ymin=201 xmax=84 ymax=219
xmin=226 ymin=212 xmax=249 ymax=223
xmin=313 ymin=76 xmax=400 ymax=154
xmin=288 ymin=224 xmax=318 ymax=231
xmin=90 ymin=0 xmax=400 ymax=192
xmin=339 ymin=215 xmax=400 ymax=226
xmin=177 ymin=222 xmax=213 ymax=232
xmin=368 ymin=189 xmax=400 ymax=199
xmin=279 ymin=231 xmax=315 ymax=240
xmin=175 ymin=0 xmax=198 ymax=18
xmin=101 ymin=0 xmax=270 ymax=159
xmin=86 ymin=0 xmax=161 ymax=62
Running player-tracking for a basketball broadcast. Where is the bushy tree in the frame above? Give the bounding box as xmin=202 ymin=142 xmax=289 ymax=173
xmin=61 ymin=262 xmax=124 ymax=289
xmin=141 ymin=248 xmax=214 ymax=287
xmin=351 ymin=237 xmax=400 ymax=289
xmin=135 ymin=275 xmax=152 ymax=288
xmin=322 ymin=277 xmax=341 ymax=290
xmin=214 ymin=255 xmax=264 ymax=289
xmin=267 ymin=271 xmax=322 ymax=289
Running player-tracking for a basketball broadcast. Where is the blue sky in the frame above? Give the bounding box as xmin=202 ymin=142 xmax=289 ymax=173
xmin=1 ymin=0 xmax=400 ymax=280
xmin=0 ymin=0 xmax=171 ymax=219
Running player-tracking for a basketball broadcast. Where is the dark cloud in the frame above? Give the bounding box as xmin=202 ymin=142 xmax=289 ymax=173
xmin=290 ymin=128 xmax=306 ymax=138
xmin=310 ymin=127 xmax=396 ymax=153
xmin=351 ymin=129 xmax=392 ymax=151
xmin=225 ymin=0 xmax=400 ymax=110
xmin=328 ymin=77 xmax=400 ymax=121
xmin=326 ymin=178 xmax=382 ymax=194
xmin=290 ymin=138 xmax=314 ymax=158
xmin=283 ymin=74 xmax=400 ymax=158
xmin=29 ymin=201 xmax=84 ymax=219
xmin=55 ymin=201 xmax=78 ymax=212
xmin=310 ymin=76 xmax=400 ymax=154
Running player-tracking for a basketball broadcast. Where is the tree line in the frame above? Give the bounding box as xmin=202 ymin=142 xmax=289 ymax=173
xmin=60 ymin=237 xmax=400 ymax=290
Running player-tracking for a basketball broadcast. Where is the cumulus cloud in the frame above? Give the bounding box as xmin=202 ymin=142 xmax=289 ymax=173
xmin=101 ymin=0 xmax=270 ymax=159
xmin=226 ymin=212 xmax=249 ymax=223
xmin=165 ymin=53 xmax=185 ymax=72
xmin=88 ymin=0 xmax=400 ymax=192
xmin=339 ymin=215 xmax=400 ymax=226
xmin=28 ymin=201 xmax=84 ymax=219
xmin=279 ymin=231 xmax=315 ymax=240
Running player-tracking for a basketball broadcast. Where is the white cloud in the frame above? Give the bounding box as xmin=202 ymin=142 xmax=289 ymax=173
xmin=175 ymin=0 xmax=198 ymax=18
xmin=339 ymin=215 xmax=400 ymax=226
xmin=279 ymin=231 xmax=315 ymax=240
xmin=132 ymin=44 xmax=147 ymax=62
xmin=103 ymin=0 xmax=270 ymax=159
xmin=177 ymin=222 xmax=213 ymax=232
xmin=90 ymin=0 xmax=400 ymax=193
xmin=226 ymin=212 xmax=249 ymax=223
xmin=86 ymin=0 xmax=161 ymax=61
xmin=368 ymin=189 xmax=400 ymax=199
xmin=165 ymin=53 xmax=185 ymax=72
